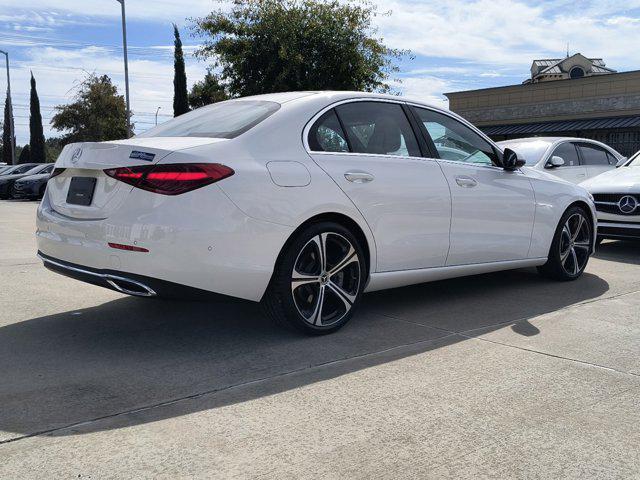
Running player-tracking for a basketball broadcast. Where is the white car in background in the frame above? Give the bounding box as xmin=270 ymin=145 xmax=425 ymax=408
xmin=580 ymin=150 xmax=640 ymax=242
xmin=497 ymin=137 xmax=624 ymax=184
xmin=37 ymin=92 xmax=596 ymax=334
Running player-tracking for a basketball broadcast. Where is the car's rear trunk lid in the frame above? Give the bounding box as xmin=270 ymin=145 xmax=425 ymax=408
xmin=48 ymin=137 xmax=226 ymax=220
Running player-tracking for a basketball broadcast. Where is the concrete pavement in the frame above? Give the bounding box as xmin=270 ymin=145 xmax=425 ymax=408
xmin=1 ymin=200 xmax=639 ymax=479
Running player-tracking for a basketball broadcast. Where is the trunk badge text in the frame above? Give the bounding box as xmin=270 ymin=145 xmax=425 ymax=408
xmin=130 ymin=151 xmax=156 ymax=162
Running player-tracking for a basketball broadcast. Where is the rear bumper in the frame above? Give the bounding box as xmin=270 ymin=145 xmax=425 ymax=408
xmin=38 ymin=251 xmax=241 ymax=300
xmin=36 ymin=186 xmax=293 ymax=301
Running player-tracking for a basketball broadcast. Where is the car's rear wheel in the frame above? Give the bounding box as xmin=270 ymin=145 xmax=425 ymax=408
xmin=263 ymin=222 xmax=366 ymax=335
xmin=538 ymin=206 xmax=592 ymax=281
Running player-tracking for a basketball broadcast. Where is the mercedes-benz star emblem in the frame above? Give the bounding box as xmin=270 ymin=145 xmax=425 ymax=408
xmin=71 ymin=147 xmax=83 ymax=164
xmin=618 ymin=195 xmax=638 ymax=214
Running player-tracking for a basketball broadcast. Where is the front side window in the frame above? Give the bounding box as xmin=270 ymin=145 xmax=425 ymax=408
xmin=550 ymin=143 xmax=580 ymax=167
xmin=138 ymin=100 xmax=280 ymax=139
xmin=308 ymin=110 xmax=349 ymax=153
xmin=413 ymin=107 xmax=496 ymax=165
xmin=334 ymin=102 xmax=420 ymax=157
xmin=578 ymin=144 xmax=610 ymax=165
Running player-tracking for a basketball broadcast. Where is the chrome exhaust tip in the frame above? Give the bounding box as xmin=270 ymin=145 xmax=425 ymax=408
xmin=38 ymin=253 xmax=157 ymax=297
xmin=104 ymin=275 xmax=157 ymax=297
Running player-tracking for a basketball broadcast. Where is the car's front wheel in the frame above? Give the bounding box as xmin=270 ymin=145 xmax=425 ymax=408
xmin=263 ymin=222 xmax=366 ymax=335
xmin=538 ymin=206 xmax=593 ymax=281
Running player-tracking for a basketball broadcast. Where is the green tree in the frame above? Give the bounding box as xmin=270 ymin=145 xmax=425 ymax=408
xmin=45 ymin=137 xmax=64 ymax=163
xmin=173 ymin=24 xmax=190 ymax=117
xmin=18 ymin=144 xmax=30 ymax=164
xmin=2 ymin=94 xmax=13 ymax=164
xmin=29 ymin=72 xmax=46 ymax=163
xmin=189 ymin=69 xmax=229 ymax=109
xmin=192 ymin=0 xmax=407 ymax=96
xmin=51 ymin=74 xmax=128 ymax=144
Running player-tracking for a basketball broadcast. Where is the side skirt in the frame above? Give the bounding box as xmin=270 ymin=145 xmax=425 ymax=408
xmin=365 ymin=258 xmax=548 ymax=293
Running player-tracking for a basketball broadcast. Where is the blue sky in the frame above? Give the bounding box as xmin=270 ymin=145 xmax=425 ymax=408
xmin=1 ymin=0 xmax=640 ymax=144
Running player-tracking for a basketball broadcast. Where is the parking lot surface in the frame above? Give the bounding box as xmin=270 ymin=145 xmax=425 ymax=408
xmin=1 ymin=200 xmax=639 ymax=479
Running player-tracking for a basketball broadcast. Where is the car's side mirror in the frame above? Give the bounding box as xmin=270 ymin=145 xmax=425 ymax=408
xmin=502 ymin=148 xmax=526 ymax=171
xmin=616 ymin=157 xmax=628 ymax=168
xmin=545 ymin=156 xmax=565 ymax=169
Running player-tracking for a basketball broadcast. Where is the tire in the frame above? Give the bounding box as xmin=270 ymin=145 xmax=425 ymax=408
xmin=537 ymin=205 xmax=593 ymax=281
xmin=262 ymin=222 xmax=366 ymax=335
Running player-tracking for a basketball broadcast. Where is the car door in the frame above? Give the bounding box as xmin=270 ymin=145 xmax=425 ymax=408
xmin=306 ymin=100 xmax=451 ymax=272
xmin=545 ymin=142 xmax=587 ymax=183
xmin=410 ymin=106 xmax=536 ymax=266
xmin=577 ymin=142 xmax=616 ymax=180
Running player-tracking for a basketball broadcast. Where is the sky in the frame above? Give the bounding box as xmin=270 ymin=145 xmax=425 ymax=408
xmin=1 ymin=0 xmax=640 ymax=145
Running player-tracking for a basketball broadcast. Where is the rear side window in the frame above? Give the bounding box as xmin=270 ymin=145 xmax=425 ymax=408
xmin=334 ymin=102 xmax=420 ymax=157
xmin=606 ymin=152 xmax=619 ymax=165
xmin=308 ymin=110 xmax=349 ymax=153
xmin=578 ymin=144 xmax=610 ymax=165
xmin=551 ymin=143 xmax=580 ymax=167
xmin=412 ymin=107 xmax=496 ymax=165
xmin=138 ymin=100 xmax=280 ymax=139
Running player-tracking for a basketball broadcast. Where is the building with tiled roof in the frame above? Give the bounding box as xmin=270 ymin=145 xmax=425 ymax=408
xmin=524 ymin=54 xmax=617 ymax=84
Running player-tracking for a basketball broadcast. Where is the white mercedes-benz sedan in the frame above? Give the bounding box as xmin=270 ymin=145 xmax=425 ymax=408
xmin=37 ymin=92 xmax=597 ymax=334
xmin=580 ymin=150 xmax=640 ymax=242
xmin=497 ymin=137 xmax=624 ymax=184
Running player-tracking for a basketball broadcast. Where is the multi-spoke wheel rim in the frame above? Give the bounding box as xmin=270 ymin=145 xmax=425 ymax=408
xmin=559 ymin=213 xmax=591 ymax=276
xmin=291 ymin=232 xmax=360 ymax=327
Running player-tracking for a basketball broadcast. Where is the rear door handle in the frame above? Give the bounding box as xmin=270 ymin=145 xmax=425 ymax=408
xmin=344 ymin=171 xmax=374 ymax=184
xmin=455 ymin=176 xmax=478 ymax=188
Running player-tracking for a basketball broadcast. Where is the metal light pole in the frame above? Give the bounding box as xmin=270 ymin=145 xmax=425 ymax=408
xmin=116 ymin=0 xmax=131 ymax=138
xmin=0 ymin=49 xmax=16 ymax=165
xmin=155 ymin=106 xmax=161 ymax=126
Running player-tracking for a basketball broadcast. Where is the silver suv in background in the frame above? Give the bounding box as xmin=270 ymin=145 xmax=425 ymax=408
xmin=497 ymin=137 xmax=624 ymax=184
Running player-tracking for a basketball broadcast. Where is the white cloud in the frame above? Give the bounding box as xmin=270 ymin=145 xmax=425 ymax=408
xmin=395 ymin=76 xmax=452 ymax=108
xmin=0 ymin=1 xmax=216 ymax=23
xmin=375 ymin=0 xmax=640 ymax=71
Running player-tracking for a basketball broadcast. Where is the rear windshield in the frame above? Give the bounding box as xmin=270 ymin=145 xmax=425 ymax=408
xmin=137 ymin=100 xmax=280 ymax=139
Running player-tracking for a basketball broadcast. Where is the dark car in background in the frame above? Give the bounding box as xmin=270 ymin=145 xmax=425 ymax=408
xmin=0 ymin=164 xmax=52 ymax=199
xmin=0 ymin=163 xmax=41 ymax=177
xmin=12 ymin=164 xmax=55 ymax=200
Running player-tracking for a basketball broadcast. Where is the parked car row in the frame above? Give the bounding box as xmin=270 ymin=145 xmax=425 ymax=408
xmin=0 ymin=163 xmax=54 ymax=200
xmin=498 ymin=137 xmax=639 ymax=243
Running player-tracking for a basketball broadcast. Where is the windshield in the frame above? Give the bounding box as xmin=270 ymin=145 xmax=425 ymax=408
xmin=138 ymin=100 xmax=280 ymax=139
xmin=3 ymin=164 xmax=35 ymax=175
xmin=497 ymin=140 xmax=550 ymax=165
xmin=24 ymin=164 xmax=48 ymax=175
xmin=627 ymin=150 xmax=640 ymax=166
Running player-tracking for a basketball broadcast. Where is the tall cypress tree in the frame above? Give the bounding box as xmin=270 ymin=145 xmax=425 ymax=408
xmin=29 ymin=72 xmax=46 ymax=163
xmin=18 ymin=144 xmax=30 ymax=164
xmin=173 ymin=24 xmax=189 ymax=117
xmin=2 ymin=93 xmax=13 ymax=165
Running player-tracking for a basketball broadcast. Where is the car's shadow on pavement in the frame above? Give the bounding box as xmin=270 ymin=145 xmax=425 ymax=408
xmin=594 ymin=240 xmax=640 ymax=265
xmin=0 ymin=268 xmax=609 ymax=439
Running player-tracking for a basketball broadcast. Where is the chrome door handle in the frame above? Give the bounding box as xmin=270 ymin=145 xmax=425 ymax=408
xmin=344 ymin=171 xmax=374 ymax=184
xmin=455 ymin=176 xmax=478 ymax=188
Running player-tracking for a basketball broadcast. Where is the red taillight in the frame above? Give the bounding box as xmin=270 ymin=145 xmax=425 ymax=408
xmin=104 ymin=163 xmax=234 ymax=195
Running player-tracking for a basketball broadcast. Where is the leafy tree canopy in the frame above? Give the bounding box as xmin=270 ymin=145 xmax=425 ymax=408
xmin=189 ymin=69 xmax=229 ymax=109
xmin=192 ymin=0 xmax=407 ymax=96
xmin=51 ymin=74 xmax=129 ymax=145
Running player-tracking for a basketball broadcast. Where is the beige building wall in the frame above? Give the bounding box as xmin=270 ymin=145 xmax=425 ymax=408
xmin=445 ymin=70 xmax=640 ymax=126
